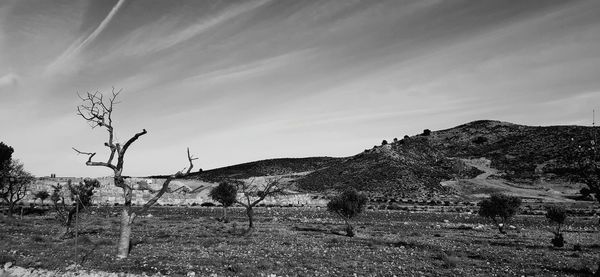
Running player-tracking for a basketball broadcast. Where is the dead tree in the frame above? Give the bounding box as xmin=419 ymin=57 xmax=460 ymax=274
xmin=73 ymin=89 xmax=198 ymax=259
xmin=235 ymin=177 xmax=285 ymax=230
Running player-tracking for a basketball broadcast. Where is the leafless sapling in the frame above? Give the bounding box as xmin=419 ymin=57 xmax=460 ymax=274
xmin=235 ymin=177 xmax=285 ymax=230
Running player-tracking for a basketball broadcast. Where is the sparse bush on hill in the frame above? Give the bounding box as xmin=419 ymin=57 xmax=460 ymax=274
xmin=472 ymin=136 xmax=488 ymax=144
xmin=545 ymin=205 xmax=567 ymax=247
xmin=579 ymin=187 xmax=591 ymax=200
xmin=478 ymin=193 xmax=521 ymax=234
xmin=327 ymin=189 xmax=368 ymax=237
xmin=422 ymin=129 xmax=431 ymax=136
xmin=209 ymin=181 xmax=237 ymax=223
xmin=382 ymin=140 xmax=388 ymax=145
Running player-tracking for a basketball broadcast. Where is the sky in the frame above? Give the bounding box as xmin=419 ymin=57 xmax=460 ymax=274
xmin=1 ymin=0 xmax=600 ymax=177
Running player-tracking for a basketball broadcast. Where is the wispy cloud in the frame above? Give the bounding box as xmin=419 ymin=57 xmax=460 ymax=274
xmin=44 ymin=0 xmax=127 ymax=76
xmin=115 ymin=0 xmax=272 ymax=57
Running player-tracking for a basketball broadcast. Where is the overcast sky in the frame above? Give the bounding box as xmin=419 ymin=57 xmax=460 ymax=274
xmin=1 ymin=0 xmax=600 ymax=177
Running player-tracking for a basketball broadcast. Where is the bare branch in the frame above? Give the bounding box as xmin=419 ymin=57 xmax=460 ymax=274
xmin=116 ymin=129 xmax=148 ymax=170
xmin=73 ymin=147 xmax=117 ymax=171
xmin=186 ymin=147 xmax=199 ymax=174
xmin=137 ymin=147 xmax=197 ymax=215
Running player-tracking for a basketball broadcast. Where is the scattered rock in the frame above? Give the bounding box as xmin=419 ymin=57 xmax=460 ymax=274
xmin=146 ymin=214 xmax=154 ymax=218
xmin=473 ymin=224 xmax=485 ymax=230
xmin=4 ymin=262 xmax=12 ymax=270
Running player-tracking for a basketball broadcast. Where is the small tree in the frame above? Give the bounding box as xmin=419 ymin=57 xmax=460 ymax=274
xmin=209 ymin=181 xmax=237 ymax=223
xmin=327 ymin=189 xmax=368 ymax=237
xmin=235 ymin=178 xmax=285 ymax=230
xmin=545 ymin=205 xmax=567 ymax=247
xmin=422 ymin=129 xmax=432 ymax=136
xmin=478 ymin=193 xmax=521 ymax=234
xmin=35 ymin=191 xmax=50 ymax=206
xmin=382 ymin=140 xmax=388 ymax=145
xmin=51 ymin=178 xmax=100 ymax=237
xmin=0 ymin=159 xmax=34 ymax=217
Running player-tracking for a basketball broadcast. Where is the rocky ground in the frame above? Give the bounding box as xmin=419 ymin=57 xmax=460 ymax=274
xmin=1 ymin=207 xmax=599 ymax=276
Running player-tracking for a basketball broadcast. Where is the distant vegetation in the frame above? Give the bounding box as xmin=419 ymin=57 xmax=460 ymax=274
xmin=545 ymin=205 xmax=567 ymax=247
xmin=327 ymin=189 xmax=368 ymax=237
xmin=478 ymin=193 xmax=522 ymax=234
xmin=209 ymin=181 xmax=238 ymax=223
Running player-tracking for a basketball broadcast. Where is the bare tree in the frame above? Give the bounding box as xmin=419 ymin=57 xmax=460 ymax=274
xmin=235 ymin=177 xmax=285 ymax=230
xmin=73 ymin=89 xmax=198 ymax=259
xmin=0 ymin=159 xmax=34 ymax=218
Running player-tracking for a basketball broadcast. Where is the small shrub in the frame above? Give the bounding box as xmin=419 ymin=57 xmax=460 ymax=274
xmin=382 ymin=140 xmax=388 ymax=145
xmin=546 ymin=205 xmax=567 ymax=247
xmin=209 ymin=182 xmax=237 ymax=222
xmin=327 ymin=189 xmax=368 ymax=237
xmin=422 ymin=129 xmax=431 ymax=136
xmin=472 ymin=136 xmax=488 ymax=144
xmin=478 ymin=193 xmax=521 ymax=234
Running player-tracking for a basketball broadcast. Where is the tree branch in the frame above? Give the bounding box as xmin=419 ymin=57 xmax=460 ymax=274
xmin=116 ymin=129 xmax=147 ymax=170
xmin=137 ymin=147 xmax=197 ymax=216
xmin=73 ymin=148 xmax=117 ymax=171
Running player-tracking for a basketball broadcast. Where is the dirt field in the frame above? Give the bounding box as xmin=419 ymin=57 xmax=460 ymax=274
xmin=1 ymin=207 xmax=599 ymax=276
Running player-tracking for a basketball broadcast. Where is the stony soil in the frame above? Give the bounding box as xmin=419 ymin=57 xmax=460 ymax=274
xmin=1 ymin=207 xmax=599 ymax=276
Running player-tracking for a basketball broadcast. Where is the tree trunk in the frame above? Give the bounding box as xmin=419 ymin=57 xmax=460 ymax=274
xmin=222 ymin=207 xmax=228 ymax=223
xmin=7 ymin=203 xmax=14 ymax=218
xmin=493 ymin=218 xmax=506 ymax=234
xmin=498 ymin=224 xmax=506 ymax=234
xmin=246 ymin=206 xmax=254 ymax=229
xmin=344 ymin=219 xmax=355 ymax=237
xmin=116 ymin=185 xmax=135 ymax=259
xmin=60 ymin=207 xmax=77 ymax=238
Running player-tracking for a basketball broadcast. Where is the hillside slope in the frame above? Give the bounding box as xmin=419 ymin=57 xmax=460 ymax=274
xmin=300 ymin=120 xmax=597 ymax=200
xmin=189 ymin=120 xmax=598 ymax=201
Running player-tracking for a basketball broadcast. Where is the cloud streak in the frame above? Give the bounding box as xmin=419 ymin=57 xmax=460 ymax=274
xmin=1 ymin=0 xmax=600 ymax=177
xmin=45 ymin=0 xmax=127 ymax=75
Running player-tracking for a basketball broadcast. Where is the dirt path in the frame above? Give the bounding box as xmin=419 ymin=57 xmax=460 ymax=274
xmin=459 ymin=159 xmax=573 ymax=202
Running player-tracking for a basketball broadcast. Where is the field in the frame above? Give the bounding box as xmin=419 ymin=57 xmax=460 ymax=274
xmin=1 ymin=206 xmax=599 ymax=276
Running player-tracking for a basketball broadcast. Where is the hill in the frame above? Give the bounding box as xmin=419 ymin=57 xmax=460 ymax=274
xmin=187 ymin=157 xmax=343 ymax=182
xmin=190 ymin=120 xmax=598 ymax=202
